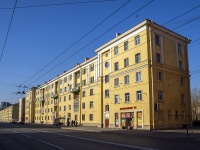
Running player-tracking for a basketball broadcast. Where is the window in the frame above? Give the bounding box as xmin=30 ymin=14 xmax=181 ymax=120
xmin=135 ymin=35 xmax=140 ymax=45
xmin=105 ymin=75 xmax=109 ymax=83
xmin=90 ymin=64 xmax=94 ymax=71
xmin=69 ymin=75 xmax=72 ymax=81
xmin=82 ymin=91 xmax=85 ymax=97
xmin=90 ymin=89 xmax=93 ymax=96
xmin=69 ymin=85 xmax=72 ymax=91
xmin=179 ymin=61 xmax=183 ymax=69
xmin=157 ymin=72 xmax=162 ymax=81
xmin=64 ymin=106 xmax=66 ymax=111
xmin=82 ymin=80 xmax=86 ymax=86
xmin=69 ymin=95 xmax=71 ymax=100
xmin=124 ymin=58 xmax=129 ymax=68
xmin=90 ymin=101 xmax=93 ymax=108
xmin=114 ymin=46 xmax=118 ymax=55
xmin=175 ymin=111 xmax=178 ymax=120
xmin=105 ymin=62 xmax=109 ymax=68
xmin=69 ymin=105 xmax=71 ymax=110
xmin=114 ymin=95 xmax=119 ymax=103
xmin=76 ymin=73 xmax=80 ymax=79
xmin=155 ymin=35 xmax=160 ymax=45
xmin=89 ymin=114 xmax=93 ymax=121
xmin=105 ymin=105 xmax=109 ymax=111
xmin=64 ymin=77 xmax=67 ymax=83
xmin=156 ymin=53 xmax=161 ymax=62
xmin=90 ymin=76 xmax=94 ymax=83
xmin=64 ymin=96 xmax=66 ymax=101
xmin=178 ymin=43 xmax=182 ymax=54
xmin=135 ymin=53 xmax=140 ymax=63
xmin=60 ymin=97 xmax=62 ymax=102
xmin=136 ymin=90 xmax=142 ymax=101
xmin=82 ymin=114 xmax=85 ymax=121
xmin=64 ymin=87 xmax=67 ymax=92
xmin=59 ymin=106 xmax=61 ymax=111
xmin=82 ymin=68 xmax=86 ymax=74
xmin=158 ymin=91 xmax=163 ymax=100
xmin=125 ymin=93 xmax=130 ymax=102
xmin=105 ymin=89 xmax=109 ymax=97
xmin=180 ymin=77 xmax=184 ymax=86
xmin=114 ymin=78 xmax=119 ymax=87
xmin=124 ymin=75 xmax=129 ymax=85
xmin=82 ymin=102 xmax=85 ymax=109
xmin=136 ymin=72 xmax=141 ymax=82
xmin=181 ymin=94 xmax=185 ymax=103
xmin=114 ymin=62 xmax=119 ymax=71
xmin=74 ymin=101 xmax=79 ymax=111
xmin=124 ymin=41 xmax=128 ymax=50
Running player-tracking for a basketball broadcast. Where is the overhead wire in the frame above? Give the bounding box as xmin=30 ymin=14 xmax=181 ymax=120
xmin=21 ymin=0 xmax=132 ymax=85
xmin=0 ymin=0 xmax=18 ymax=62
xmin=27 ymin=0 xmax=200 ymax=87
xmin=0 ymin=0 xmax=117 ymax=10
xmin=25 ymin=0 xmax=155 ymax=86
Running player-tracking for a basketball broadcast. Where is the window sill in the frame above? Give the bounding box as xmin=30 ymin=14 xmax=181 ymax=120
xmin=124 ymin=101 xmax=130 ymax=103
xmin=124 ymin=83 xmax=130 ymax=86
xmin=135 ymin=80 xmax=142 ymax=83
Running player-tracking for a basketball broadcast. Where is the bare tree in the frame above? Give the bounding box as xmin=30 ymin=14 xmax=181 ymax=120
xmin=191 ymin=88 xmax=200 ymax=122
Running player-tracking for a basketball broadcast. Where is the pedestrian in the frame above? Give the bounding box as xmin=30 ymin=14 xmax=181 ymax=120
xmin=75 ymin=120 xmax=78 ymax=127
xmin=71 ymin=120 xmax=73 ymax=126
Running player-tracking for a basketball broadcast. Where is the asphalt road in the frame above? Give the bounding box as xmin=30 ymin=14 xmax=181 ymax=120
xmin=0 ymin=123 xmax=200 ymax=150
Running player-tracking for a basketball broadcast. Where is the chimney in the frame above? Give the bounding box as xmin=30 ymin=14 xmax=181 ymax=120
xmin=116 ymin=33 xmax=121 ymax=37
xmin=85 ymin=57 xmax=90 ymax=61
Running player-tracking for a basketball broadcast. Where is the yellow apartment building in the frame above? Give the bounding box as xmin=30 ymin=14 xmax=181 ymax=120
xmin=0 ymin=103 xmax=19 ymax=122
xmin=19 ymin=98 xmax=25 ymax=122
xmin=25 ymin=19 xmax=191 ymax=130
xmin=25 ymin=87 xmax=36 ymax=123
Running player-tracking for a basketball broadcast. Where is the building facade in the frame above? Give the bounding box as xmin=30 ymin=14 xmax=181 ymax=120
xmin=25 ymin=19 xmax=191 ymax=129
xmin=0 ymin=102 xmax=11 ymax=110
xmin=25 ymin=87 xmax=36 ymax=123
xmin=19 ymin=98 xmax=25 ymax=122
xmin=0 ymin=103 xmax=19 ymax=122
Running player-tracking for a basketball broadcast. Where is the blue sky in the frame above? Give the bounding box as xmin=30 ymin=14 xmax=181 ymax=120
xmin=0 ymin=0 xmax=200 ymax=104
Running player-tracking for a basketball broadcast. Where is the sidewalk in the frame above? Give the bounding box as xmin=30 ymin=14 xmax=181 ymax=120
xmin=62 ymin=126 xmax=200 ymax=140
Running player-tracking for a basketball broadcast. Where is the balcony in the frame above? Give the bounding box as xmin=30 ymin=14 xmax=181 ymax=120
xmin=51 ymin=94 xmax=58 ymax=99
xmin=70 ymin=87 xmax=80 ymax=94
xmin=39 ymin=99 xmax=45 ymax=103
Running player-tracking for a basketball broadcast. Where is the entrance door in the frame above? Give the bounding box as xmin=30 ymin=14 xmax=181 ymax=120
xmin=137 ymin=111 xmax=142 ymax=128
xmin=105 ymin=119 xmax=109 ymax=128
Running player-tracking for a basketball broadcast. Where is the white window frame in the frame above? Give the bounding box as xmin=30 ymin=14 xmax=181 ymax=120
xmin=114 ymin=95 xmax=119 ymax=104
xmin=125 ymin=93 xmax=130 ymax=103
xmin=114 ymin=78 xmax=119 ymax=87
xmin=135 ymin=35 xmax=140 ymax=45
xmin=124 ymin=75 xmax=129 ymax=85
xmin=114 ymin=46 xmax=118 ymax=55
xmin=135 ymin=53 xmax=140 ymax=63
xmin=136 ymin=90 xmax=142 ymax=101
xmin=136 ymin=72 xmax=141 ymax=82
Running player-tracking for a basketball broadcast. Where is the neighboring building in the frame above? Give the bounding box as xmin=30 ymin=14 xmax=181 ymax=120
xmin=0 ymin=102 xmax=11 ymax=110
xmin=19 ymin=98 xmax=25 ymax=122
xmin=0 ymin=103 xmax=19 ymax=122
xmin=25 ymin=19 xmax=191 ymax=129
xmin=25 ymin=87 xmax=36 ymax=123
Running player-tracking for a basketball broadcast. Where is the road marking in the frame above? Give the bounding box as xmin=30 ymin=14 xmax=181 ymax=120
xmin=36 ymin=139 xmax=64 ymax=149
xmin=62 ymin=127 xmax=100 ymax=132
xmin=21 ymin=134 xmax=33 ymax=139
xmin=30 ymin=129 xmax=48 ymax=133
xmin=53 ymin=133 xmax=158 ymax=150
